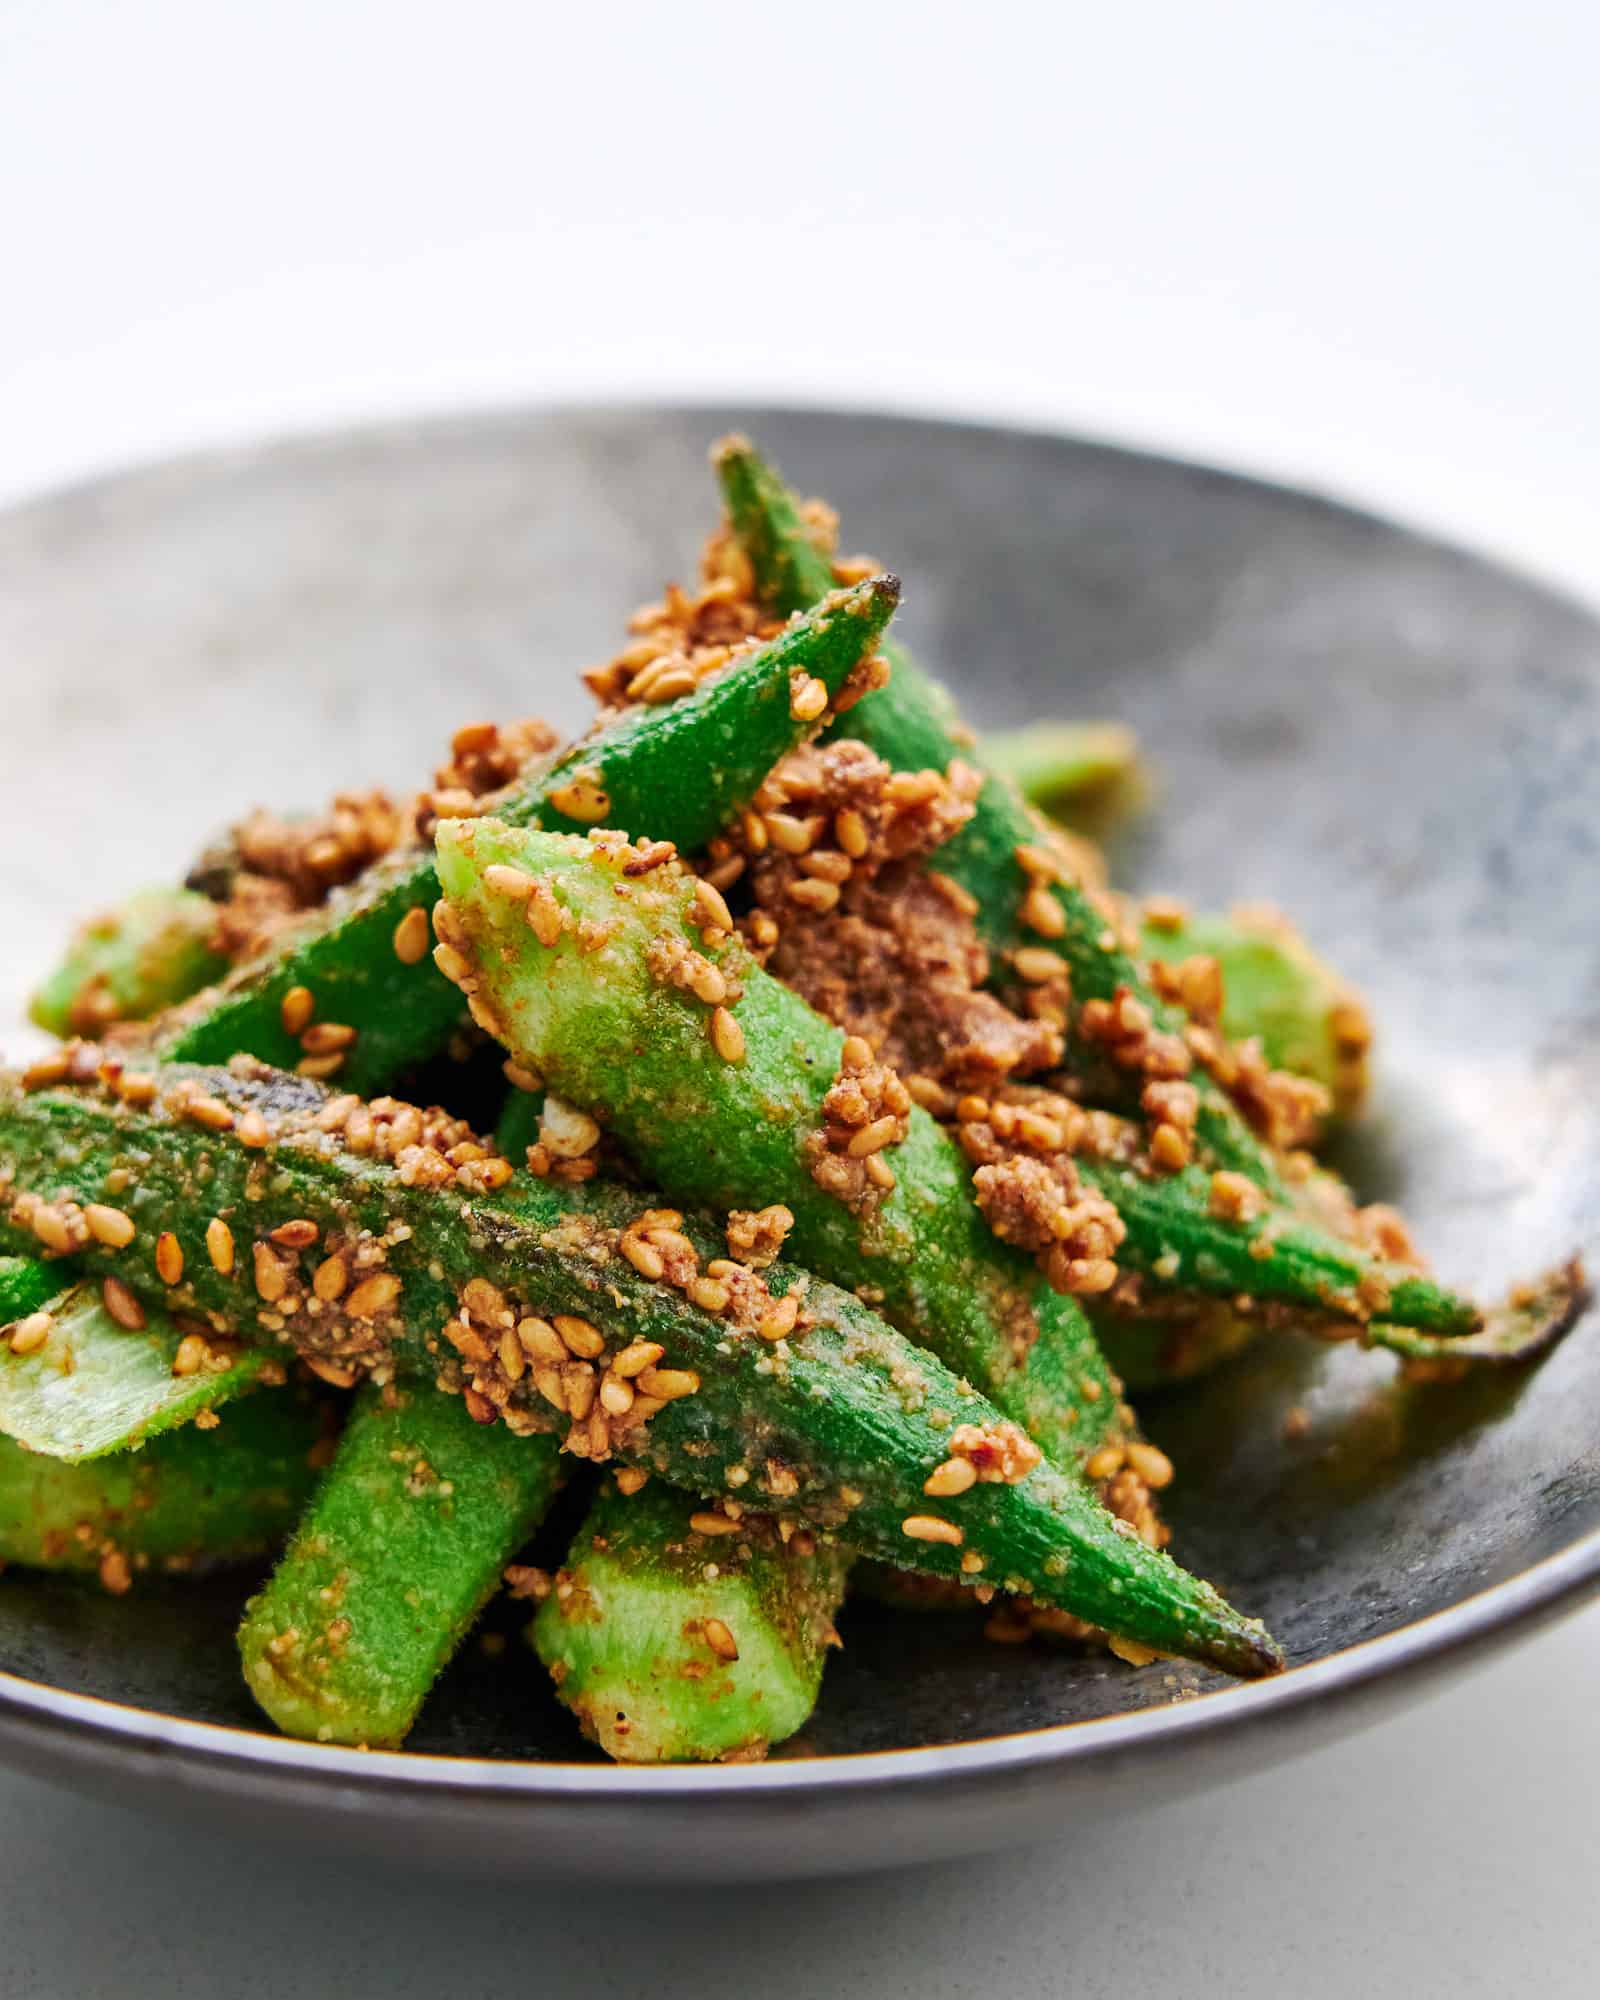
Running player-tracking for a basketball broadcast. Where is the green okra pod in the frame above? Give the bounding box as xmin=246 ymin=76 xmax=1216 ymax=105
xmin=239 ymin=1380 xmax=563 ymax=1747
xmin=435 ymin=818 xmax=1129 ymax=1475
xmin=534 ymin=1475 xmax=852 ymax=1762
xmin=0 ymin=1279 xmax=284 ymax=1460
xmin=1140 ymin=905 xmax=1372 ymax=1121
xmin=30 ymin=887 xmax=228 ymax=1041
xmin=712 ymin=435 xmax=1282 ymax=1186
xmin=0 ymin=1387 xmax=324 ymax=1582
xmin=154 ymin=575 xmax=900 ymax=1092
xmin=0 ymin=1062 xmax=1280 ymax=1675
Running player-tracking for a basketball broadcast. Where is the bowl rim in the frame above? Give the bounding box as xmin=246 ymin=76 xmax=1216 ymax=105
xmin=2 ymin=396 xmax=1597 ymax=1804
xmin=0 ymin=1533 xmax=1595 ymax=1799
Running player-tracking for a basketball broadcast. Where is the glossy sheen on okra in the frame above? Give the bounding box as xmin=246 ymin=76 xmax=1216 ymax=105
xmin=239 ymin=1381 xmax=562 ymax=1747
xmin=0 ymin=1064 xmax=1279 ymax=1673
xmin=535 ymin=1477 xmax=852 ymax=1761
xmin=712 ymin=435 xmax=1281 ymax=1185
xmin=153 ymin=576 xmax=900 ymax=1091
xmin=435 ymin=820 xmax=1128 ymax=1474
xmin=0 ymin=1387 xmax=323 ymax=1582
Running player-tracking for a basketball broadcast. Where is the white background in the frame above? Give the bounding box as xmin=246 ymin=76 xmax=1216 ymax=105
xmin=2 ymin=2 xmax=1598 ymax=1994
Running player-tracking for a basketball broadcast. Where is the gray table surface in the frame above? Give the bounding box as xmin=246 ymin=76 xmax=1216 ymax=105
xmin=2 ymin=1598 xmax=1595 ymax=1998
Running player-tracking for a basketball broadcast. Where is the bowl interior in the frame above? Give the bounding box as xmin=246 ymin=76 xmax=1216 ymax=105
xmin=1 ymin=404 xmax=1598 ymax=1762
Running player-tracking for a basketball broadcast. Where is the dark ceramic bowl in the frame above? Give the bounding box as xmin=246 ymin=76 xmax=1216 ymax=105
xmin=1 ymin=406 xmax=1597 ymax=1879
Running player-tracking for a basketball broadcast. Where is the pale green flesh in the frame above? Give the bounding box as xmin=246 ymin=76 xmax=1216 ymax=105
xmin=0 ymin=1281 xmax=280 ymax=1461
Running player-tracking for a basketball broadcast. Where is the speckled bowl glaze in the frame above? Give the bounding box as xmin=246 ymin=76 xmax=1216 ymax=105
xmin=1 ymin=406 xmax=1597 ymax=1879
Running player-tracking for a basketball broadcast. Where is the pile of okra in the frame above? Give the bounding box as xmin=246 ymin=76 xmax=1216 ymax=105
xmin=0 ymin=438 xmax=1582 ymax=1762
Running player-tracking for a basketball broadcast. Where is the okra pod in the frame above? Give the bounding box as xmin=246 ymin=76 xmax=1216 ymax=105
xmin=0 ymin=578 xmax=904 ymax=1384
xmin=713 ymin=436 xmax=1282 ymax=1185
xmin=0 ymin=1279 xmax=285 ymax=1460
xmin=1068 ymin=1150 xmax=1475 ymax=1335
xmin=1141 ymin=906 xmax=1372 ymax=1120
xmin=0 ymin=1063 xmax=1280 ymax=1674
xmin=155 ymin=577 xmax=900 ymax=1091
xmin=239 ymin=1380 xmax=562 ymax=1747
xmin=30 ymin=887 xmax=227 ymax=1041
xmin=435 ymin=820 xmax=1128 ymax=1474
xmin=534 ymin=1476 xmax=851 ymax=1761
xmin=986 ymin=721 xmax=1142 ymax=824
xmin=0 ymin=1387 xmax=323 ymax=1583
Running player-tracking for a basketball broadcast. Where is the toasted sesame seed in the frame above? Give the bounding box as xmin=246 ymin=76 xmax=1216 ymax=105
xmin=484 ymin=863 xmax=537 ymax=900
xmin=651 ymin=668 xmax=701 ymax=704
xmin=565 ymin=1362 xmax=598 ymax=1420
xmin=533 ymin=1364 xmax=568 ymax=1411
xmin=689 ymin=961 xmax=729 ymax=1007
xmin=847 ymin=1115 xmax=902 ymax=1158
xmin=466 ymin=994 xmax=503 ymax=1037
xmin=541 ymin=1097 xmax=601 ymax=1160
xmin=443 ymin=1316 xmax=491 ymax=1363
xmin=462 ymin=1277 xmax=511 ymax=1324
xmin=151 ymin=1230 xmax=184 ymax=1285
xmin=1013 ymin=946 xmax=1064 ymax=984
xmin=599 ymin=1374 xmax=635 ymax=1416
xmin=789 ymin=672 xmax=829 ymax=722
xmin=498 ymin=1328 xmax=526 ymax=1382
xmin=267 ymin=1220 xmax=317 ymax=1252
xmin=687 ymin=1276 xmax=731 ymax=1314
xmin=392 ymin=905 xmax=432 ymax=964
xmin=301 ymin=1021 xmax=357 ymax=1055
xmin=1086 ymin=1445 xmax=1126 ymax=1481
xmin=297 ymin=1053 xmax=346 ymax=1080
xmin=689 ymin=1510 xmax=741 ymax=1537
xmin=1013 ymin=842 xmax=1060 ymax=883
xmin=764 ymin=811 xmax=821 ymax=855
xmin=1125 ymin=1442 xmax=1175 ymax=1489
xmin=612 ymin=1339 xmax=664 ymax=1379
xmin=30 ymin=1204 xmax=78 ymax=1253
xmin=923 ymin=1458 xmax=978 ymax=1498
xmin=756 ymin=1294 xmax=800 ymax=1342
xmin=171 ymin=1333 xmax=209 ymax=1378
xmin=518 ymin=1316 xmax=566 ymax=1363
xmin=703 ymin=1615 xmax=740 ymax=1661
xmin=834 ymin=808 xmax=870 ymax=858
xmin=310 ymin=1254 xmax=347 ymax=1302
xmin=116 ymin=1070 xmax=159 ymax=1106
xmin=636 ymin=1366 xmax=699 ymax=1401
xmin=432 ymin=941 xmax=473 ymax=987
xmin=84 ymin=1203 xmax=135 ymax=1249
xmin=280 ymin=986 xmax=316 ymax=1035
xmin=1021 ymin=885 xmax=1066 ymax=938
xmin=252 ymin=1242 xmax=289 ymax=1303
xmin=901 ymin=1514 xmax=963 ymax=1546
xmin=788 ymin=876 xmax=841 ymax=913
xmin=693 ymin=878 xmax=734 ymax=934
xmin=99 ymin=1550 xmax=132 ymax=1596
xmin=22 ymin=1054 xmax=71 ymax=1091
xmin=8 ymin=1310 xmax=53 ymax=1356
xmin=548 ymin=771 xmax=610 ymax=822
xmin=710 ymin=1006 xmax=746 ymax=1064
xmin=306 ymin=1356 xmax=359 ymax=1390
xmin=346 ymin=1273 xmax=402 ymax=1319
xmin=102 ymin=1277 xmax=146 ymax=1330
xmin=863 ymin=1155 xmax=897 ymax=1191
xmin=206 ymin=1217 xmax=235 ymax=1275
xmin=553 ymin=1314 xmax=605 ymax=1359
xmin=614 ymin=1466 xmax=650 ymax=1496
